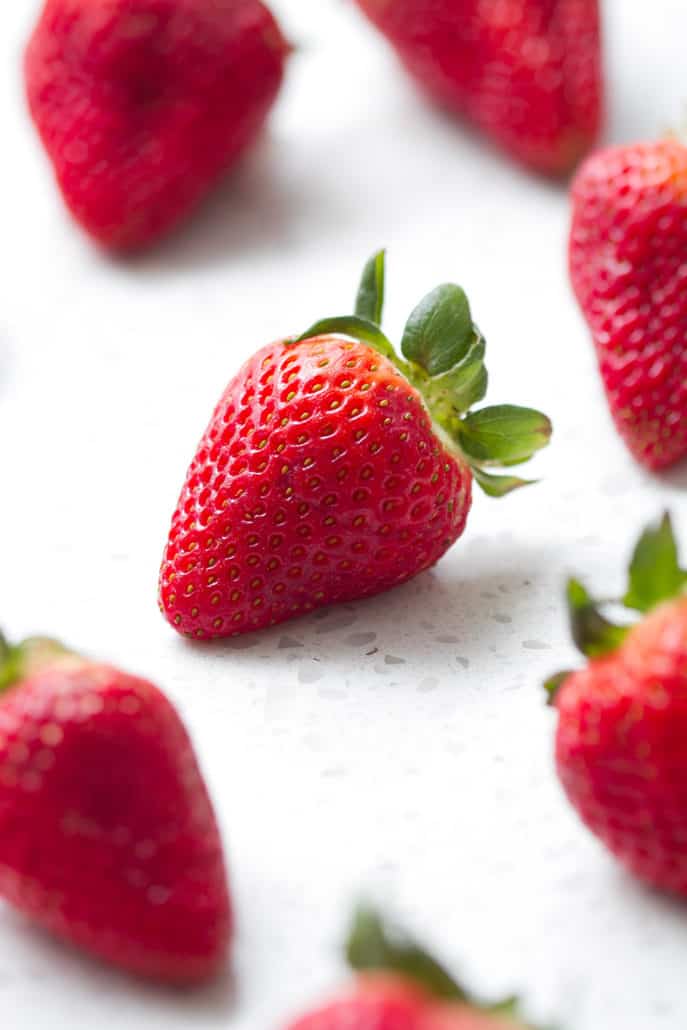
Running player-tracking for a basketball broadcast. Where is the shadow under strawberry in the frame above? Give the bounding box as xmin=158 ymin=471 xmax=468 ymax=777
xmin=174 ymin=547 xmax=555 ymax=680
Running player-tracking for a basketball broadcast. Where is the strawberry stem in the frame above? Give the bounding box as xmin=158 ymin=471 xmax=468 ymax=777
xmin=296 ymin=251 xmax=552 ymax=496
xmin=346 ymin=907 xmax=545 ymax=1028
xmin=544 ymin=512 xmax=687 ymax=701
xmin=0 ymin=633 xmax=74 ymax=695
xmin=346 ymin=907 xmax=467 ymax=1002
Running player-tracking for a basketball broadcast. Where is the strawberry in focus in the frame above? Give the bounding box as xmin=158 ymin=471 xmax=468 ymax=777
xmin=353 ymin=0 xmax=602 ymax=176
xmin=284 ymin=908 xmax=543 ymax=1030
xmin=0 ymin=633 xmax=231 ymax=982
xmin=548 ymin=513 xmax=687 ymax=896
xmin=569 ymin=141 xmax=687 ymax=470
xmin=159 ymin=251 xmax=552 ymax=640
xmin=24 ymin=0 xmax=288 ymax=250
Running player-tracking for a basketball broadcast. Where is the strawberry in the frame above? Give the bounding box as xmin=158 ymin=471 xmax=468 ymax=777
xmin=284 ymin=908 xmax=542 ymax=1030
xmin=24 ymin=0 xmax=287 ymax=250
xmin=352 ymin=0 xmax=602 ymax=175
xmin=569 ymin=140 xmax=687 ymax=470
xmin=159 ymin=251 xmax=551 ymax=640
xmin=0 ymin=633 xmax=231 ymax=981
xmin=547 ymin=513 xmax=687 ymax=896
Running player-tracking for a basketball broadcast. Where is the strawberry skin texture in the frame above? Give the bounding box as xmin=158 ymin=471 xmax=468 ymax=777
xmin=555 ymin=597 xmax=687 ymax=896
xmin=287 ymin=976 xmax=522 ymax=1030
xmin=0 ymin=660 xmax=231 ymax=981
xmin=354 ymin=0 xmax=602 ymax=175
xmin=569 ymin=141 xmax=687 ymax=470
xmin=24 ymin=0 xmax=286 ymax=250
xmin=159 ymin=336 xmax=472 ymax=639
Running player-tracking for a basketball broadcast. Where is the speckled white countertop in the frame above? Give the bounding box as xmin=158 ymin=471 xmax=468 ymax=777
xmin=2 ymin=1 xmax=687 ymax=1027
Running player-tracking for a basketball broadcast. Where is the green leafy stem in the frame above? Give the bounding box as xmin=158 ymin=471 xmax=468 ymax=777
xmin=0 ymin=632 xmax=72 ymax=694
xmin=295 ymin=250 xmax=552 ymax=497
xmin=346 ymin=907 xmax=550 ymax=1028
xmin=545 ymin=512 xmax=687 ymax=700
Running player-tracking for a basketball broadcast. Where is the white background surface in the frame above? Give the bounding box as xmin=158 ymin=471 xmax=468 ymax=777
xmin=3 ymin=1 xmax=687 ymax=1027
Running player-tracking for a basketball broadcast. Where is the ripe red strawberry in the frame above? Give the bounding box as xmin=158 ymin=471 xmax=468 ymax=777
xmin=547 ymin=513 xmax=687 ymax=895
xmin=0 ymin=633 xmax=231 ymax=981
xmin=353 ymin=0 xmax=602 ymax=175
xmin=24 ymin=0 xmax=287 ymax=250
xmin=569 ymin=141 xmax=687 ymax=470
xmin=159 ymin=251 xmax=551 ymax=639
xmin=284 ymin=908 xmax=542 ymax=1030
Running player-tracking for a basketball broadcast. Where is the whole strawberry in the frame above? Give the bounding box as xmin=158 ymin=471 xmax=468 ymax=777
xmin=159 ymin=251 xmax=551 ymax=639
xmin=353 ymin=0 xmax=602 ymax=175
xmin=569 ymin=141 xmax=687 ymax=470
xmin=24 ymin=0 xmax=287 ymax=250
xmin=0 ymin=633 xmax=231 ymax=981
xmin=285 ymin=908 xmax=543 ymax=1030
xmin=548 ymin=513 xmax=687 ymax=896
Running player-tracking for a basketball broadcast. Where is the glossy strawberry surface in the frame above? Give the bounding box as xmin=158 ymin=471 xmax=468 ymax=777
xmin=354 ymin=0 xmax=602 ymax=175
xmin=24 ymin=0 xmax=287 ymax=249
xmin=0 ymin=658 xmax=231 ymax=981
xmin=569 ymin=141 xmax=687 ymax=470
xmin=555 ymin=597 xmax=687 ymax=895
xmin=159 ymin=336 xmax=471 ymax=639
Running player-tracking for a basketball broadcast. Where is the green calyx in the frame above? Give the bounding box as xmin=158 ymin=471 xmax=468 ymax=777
xmin=0 ymin=632 xmax=73 ymax=695
xmin=346 ymin=908 xmax=547 ymax=1028
xmin=295 ymin=251 xmax=552 ymax=497
xmin=545 ymin=512 xmax=687 ymax=701
xmin=347 ymin=906 xmax=467 ymax=1002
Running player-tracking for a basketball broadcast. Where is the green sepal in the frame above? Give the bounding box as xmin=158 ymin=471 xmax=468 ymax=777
xmin=0 ymin=633 xmax=73 ymax=695
xmin=471 ymin=466 xmax=536 ymax=497
xmin=543 ymin=670 xmax=574 ymax=705
xmin=0 ymin=632 xmax=23 ymax=693
xmin=346 ymin=907 xmax=467 ymax=1002
xmin=445 ymin=332 xmax=488 ymax=412
xmin=355 ymin=250 xmax=386 ymax=326
xmin=623 ymin=512 xmax=687 ymax=614
xmin=295 ymin=316 xmax=399 ymax=364
xmin=295 ymin=251 xmax=552 ymax=503
xmin=346 ymin=908 xmax=546 ymax=1028
xmin=401 ymin=284 xmax=475 ymax=377
xmin=487 ymin=996 xmax=553 ymax=1029
xmin=567 ymin=579 xmax=629 ymax=659
xmin=413 ymin=335 xmax=488 ymax=433
xmin=457 ymin=406 xmax=552 ymax=467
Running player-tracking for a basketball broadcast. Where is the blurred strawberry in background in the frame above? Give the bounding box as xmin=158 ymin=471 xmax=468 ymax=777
xmin=0 ymin=632 xmax=231 ymax=982
xmin=353 ymin=0 xmax=602 ymax=175
xmin=24 ymin=0 xmax=288 ymax=250
xmin=548 ymin=515 xmax=687 ymax=897
xmin=570 ymin=139 xmax=687 ymax=470
xmin=285 ymin=908 xmax=544 ymax=1030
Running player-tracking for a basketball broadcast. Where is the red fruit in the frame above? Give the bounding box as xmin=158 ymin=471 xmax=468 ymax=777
xmin=284 ymin=909 xmax=541 ymax=1030
xmin=548 ymin=513 xmax=687 ymax=895
xmin=159 ymin=251 xmax=551 ymax=639
xmin=24 ymin=0 xmax=287 ymax=250
xmin=353 ymin=0 xmax=602 ymax=175
xmin=288 ymin=978 xmax=517 ymax=1030
xmin=287 ymin=976 xmax=428 ymax=1030
xmin=0 ymin=634 xmax=231 ymax=982
xmin=569 ymin=141 xmax=687 ymax=470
